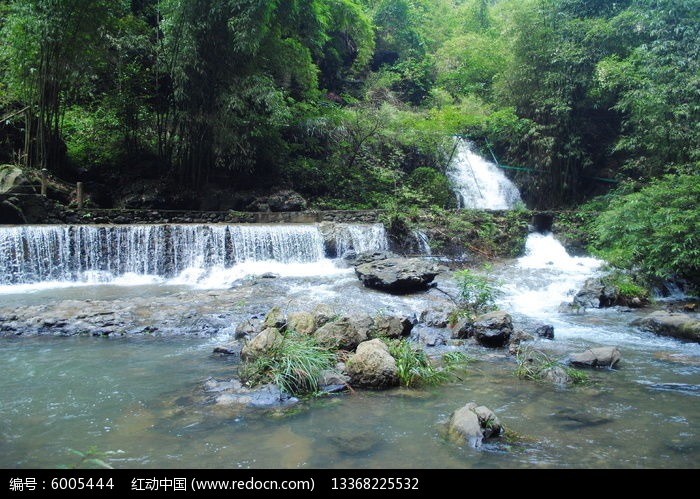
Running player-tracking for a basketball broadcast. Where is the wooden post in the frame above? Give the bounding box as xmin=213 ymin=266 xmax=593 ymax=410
xmin=76 ymin=182 xmax=84 ymax=209
xmin=40 ymin=168 xmax=48 ymax=196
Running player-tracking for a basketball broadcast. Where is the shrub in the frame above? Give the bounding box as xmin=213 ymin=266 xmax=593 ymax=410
xmin=454 ymin=268 xmax=501 ymax=317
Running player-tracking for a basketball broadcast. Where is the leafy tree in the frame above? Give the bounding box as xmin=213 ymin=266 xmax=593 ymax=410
xmin=0 ymin=0 xmax=129 ymax=172
xmin=592 ymin=0 xmax=700 ymax=179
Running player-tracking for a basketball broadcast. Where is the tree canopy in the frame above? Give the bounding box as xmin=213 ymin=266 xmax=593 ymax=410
xmin=1 ymin=0 xmax=698 ymax=282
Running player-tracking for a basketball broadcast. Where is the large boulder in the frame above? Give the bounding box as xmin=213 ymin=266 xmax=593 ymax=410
xmin=0 ymin=165 xmax=34 ymax=195
xmin=573 ymin=278 xmax=618 ymax=308
xmin=447 ymin=402 xmax=503 ymax=448
xmin=0 ymin=165 xmax=61 ymax=224
xmin=314 ymin=317 xmax=367 ymax=351
xmin=346 ymin=339 xmax=399 ymax=389
xmin=241 ymin=327 xmax=283 ymax=360
xmin=631 ymin=311 xmax=700 ymax=343
xmin=568 ymin=346 xmax=621 ymax=369
xmin=355 ymin=257 xmax=443 ymax=294
xmin=471 ymin=311 xmax=513 ymax=348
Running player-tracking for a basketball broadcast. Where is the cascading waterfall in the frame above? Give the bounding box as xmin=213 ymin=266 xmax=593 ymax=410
xmin=0 ymin=223 xmax=387 ymax=287
xmin=334 ymin=223 xmax=389 ymax=256
xmin=447 ymin=139 xmax=523 ymax=210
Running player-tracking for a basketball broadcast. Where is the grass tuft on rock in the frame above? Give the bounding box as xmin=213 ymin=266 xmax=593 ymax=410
xmin=515 ymin=347 xmax=590 ymax=386
xmin=384 ymin=339 xmax=462 ymax=388
xmin=240 ymin=330 xmax=336 ymax=396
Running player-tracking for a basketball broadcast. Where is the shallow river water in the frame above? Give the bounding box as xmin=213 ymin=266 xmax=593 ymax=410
xmin=1 ymin=232 xmax=698 ymax=469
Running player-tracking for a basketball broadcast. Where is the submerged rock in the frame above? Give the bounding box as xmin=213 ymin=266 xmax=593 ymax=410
xmin=568 ymin=346 xmax=621 ymax=369
xmin=354 ymin=257 xmax=443 ymax=294
xmin=534 ymin=324 xmax=555 ymax=339
xmin=212 ymin=343 xmax=241 ymax=356
xmin=328 ymin=430 xmax=382 ymax=455
xmin=346 ymin=339 xmax=399 ymax=389
xmin=205 ymin=378 xmax=299 ymax=409
xmin=447 ymin=402 xmax=503 ymax=448
xmin=542 ymin=366 xmax=572 ymax=385
xmin=631 ymin=311 xmax=700 ymax=343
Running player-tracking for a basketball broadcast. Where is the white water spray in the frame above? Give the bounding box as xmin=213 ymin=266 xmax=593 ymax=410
xmin=0 ymin=223 xmax=389 ymax=289
xmin=447 ymin=140 xmax=523 ymax=210
xmin=499 ymin=232 xmax=604 ymax=318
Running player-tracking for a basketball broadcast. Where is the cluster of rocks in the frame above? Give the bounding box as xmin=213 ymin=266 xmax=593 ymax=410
xmin=560 ymin=276 xmax=699 ymax=344
xmin=211 ymin=305 xmax=417 ymax=406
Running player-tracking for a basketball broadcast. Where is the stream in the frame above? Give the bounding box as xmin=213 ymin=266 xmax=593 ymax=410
xmin=0 ymin=228 xmax=698 ymax=469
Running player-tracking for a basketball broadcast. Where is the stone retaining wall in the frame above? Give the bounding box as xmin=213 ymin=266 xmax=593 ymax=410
xmin=71 ymin=209 xmax=385 ymax=225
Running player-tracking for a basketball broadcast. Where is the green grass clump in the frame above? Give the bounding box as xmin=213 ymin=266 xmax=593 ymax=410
xmin=515 ymin=347 xmax=589 ymax=386
xmin=384 ymin=339 xmax=463 ymax=388
xmin=240 ymin=331 xmax=336 ymax=396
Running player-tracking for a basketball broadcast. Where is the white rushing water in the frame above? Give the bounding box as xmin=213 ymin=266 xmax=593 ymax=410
xmin=447 ymin=140 xmax=523 ymax=210
xmin=497 ymin=232 xmax=700 ymax=354
xmin=0 ymin=223 xmax=389 ymax=290
xmin=499 ymin=232 xmax=604 ymax=318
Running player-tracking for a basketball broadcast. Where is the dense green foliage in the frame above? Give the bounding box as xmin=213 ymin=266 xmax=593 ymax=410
xmin=589 ymin=175 xmax=699 ymax=284
xmin=0 ymin=0 xmax=697 ymax=282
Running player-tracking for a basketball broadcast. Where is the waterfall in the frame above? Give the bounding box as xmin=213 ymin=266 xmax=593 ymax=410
xmin=447 ymin=139 xmax=523 ymax=210
xmin=334 ymin=223 xmax=389 ymax=256
xmin=411 ymin=230 xmax=432 ymax=255
xmin=0 ymin=223 xmax=388 ymax=287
